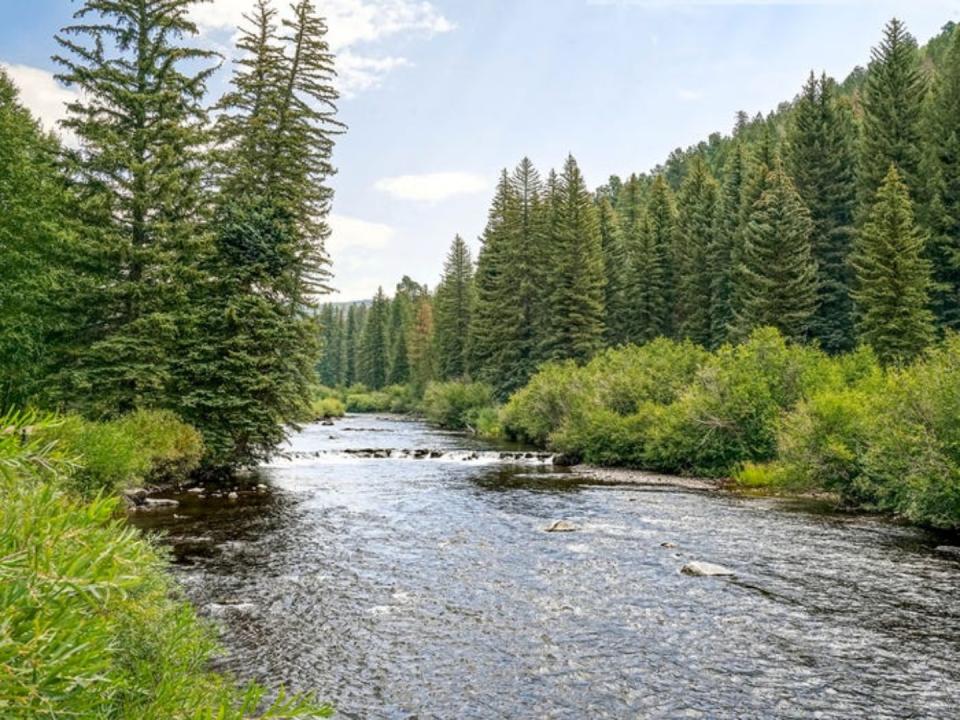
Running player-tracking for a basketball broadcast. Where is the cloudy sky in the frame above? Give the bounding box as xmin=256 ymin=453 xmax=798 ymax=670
xmin=2 ymin=1 xmax=959 ymax=300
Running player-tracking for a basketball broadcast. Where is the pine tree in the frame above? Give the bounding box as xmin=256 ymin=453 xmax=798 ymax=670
xmin=470 ymin=170 xmax=523 ymax=396
xmin=628 ymin=175 xmax=676 ymax=343
xmin=732 ymin=165 xmax=818 ymax=341
xmin=344 ymin=304 xmax=361 ymax=386
xmin=926 ymin=24 xmax=960 ymax=329
xmin=434 ymin=235 xmax=474 ymax=380
xmin=540 ymin=155 xmax=606 ymax=363
xmin=597 ymin=198 xmax=630 ymax=344
xmin=177 ymin=0 xmax=340 ymax=467
xmin=387 ymin=292 xmax=412 ymax=385
xmin=851 ymin=166 xmax=934 ymax=366
xmin=361 ymin=288 xmax=390 ymax=389
xmin=786 ymin=72 xmax=857 ymax=352
xmin=710 ymin=141 xmax=748 ymax=344
xmin=51 ymin=0 xmax=218 ymax=415
xmin=408 ymin=298 xmax=435 ymax=395
xmin=318 ymin=304 xmax=344 ymax=386
xmin=858 ymin=18 xmax=928 ymax=213
xmin=0 ymin=72 xmax=68 ymax=408
xmin=673 ymin=155 xmax=720 ymax=347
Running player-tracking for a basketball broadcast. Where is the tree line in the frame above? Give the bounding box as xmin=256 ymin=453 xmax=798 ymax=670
xmin=0 ymin=0 xmax=341 ymax=471
xmin=319 ymin=18 xmax=960 ymax=398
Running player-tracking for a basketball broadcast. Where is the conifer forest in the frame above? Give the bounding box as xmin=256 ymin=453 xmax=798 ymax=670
xmin=3 ymin=2 xmax=960 ymax=718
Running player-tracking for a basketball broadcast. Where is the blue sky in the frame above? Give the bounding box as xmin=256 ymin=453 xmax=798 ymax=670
xmin=2 ymin=1 xmax=959 ymax=300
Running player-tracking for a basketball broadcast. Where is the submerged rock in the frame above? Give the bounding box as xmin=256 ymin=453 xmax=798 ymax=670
xmin=660 ymin=542 xmax=678 ymax=549
xmin=681 ymin=561 xmax=734 ymax=577
xmin=143 ymin=497 xmax=179 ymax=509
xmin=204 ymin=601 xmax=258 ymax=618
xmin=936 ymin=545 xmax=960 ymax=557
xmin=544 ymin=520 xmax=578 ymax=533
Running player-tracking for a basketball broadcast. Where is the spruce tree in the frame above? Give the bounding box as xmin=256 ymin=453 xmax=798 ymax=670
xmin=408 ymin=298 xmax=435 ymax=395
xmin=786 ymin=72 xmax=857 ymax=352
xmin=387 ymin=292 xmax=412 ymax=385
xmin=540 ymin=155 xmax=606 ymax=363
xmin=597 ymin=198 xmax=630 ymax=345
xmin=732 ymin=165 xmax=818 ymax=342
xmin=629 ymin=175 xmax=676 ymax=343
xmin=361 ymin=288 xmax=390 ymax=389
xmin=851 ymin=166 xmax=934 ymax=366
xmin=344 ymin=304 xmax=360 ymax=386
xmin=710 ymin=141 xmax=748 ymax=345
xmin=52 ymin=0 xmax=218 ymax=415
xmin=0 ymin=72 xmax=68 ymax=408
xmin=673 ymin=155 xmax=720 ymax=347
xmin=434 ymin=235 xmax=474 ymax=380
xmin=926 ymin=25 xmax=960 ymax=329
xmin=858 ymin=19 xmax=928 ymax=214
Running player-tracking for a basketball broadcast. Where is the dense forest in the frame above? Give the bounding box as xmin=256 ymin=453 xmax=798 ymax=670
xmin=320 ymin=18 xmax=960 ymax=396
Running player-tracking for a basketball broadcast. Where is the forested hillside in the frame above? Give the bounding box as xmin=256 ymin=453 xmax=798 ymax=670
xmin=320 ymin=18 xmax=960 ymax=397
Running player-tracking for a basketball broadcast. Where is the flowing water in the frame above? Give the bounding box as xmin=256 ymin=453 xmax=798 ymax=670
xmin=130 ymin=414 xmax=960 ymax=719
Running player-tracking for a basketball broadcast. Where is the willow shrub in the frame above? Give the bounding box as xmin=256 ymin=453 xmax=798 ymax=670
xmin=0 ymin=412 xmax=329 ymax=719
xmin=422 ymin=381 xmax=496 ymax=430
xmin=36 ymin=410 xmax=203 ymax=496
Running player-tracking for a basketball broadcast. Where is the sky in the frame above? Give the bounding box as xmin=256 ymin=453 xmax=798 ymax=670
xmin=2 ymin=1 xmax=959 ymax=301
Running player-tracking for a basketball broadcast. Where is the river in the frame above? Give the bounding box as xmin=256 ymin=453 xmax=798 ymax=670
xmin=130 ymin=414 xmax=960 ymax=719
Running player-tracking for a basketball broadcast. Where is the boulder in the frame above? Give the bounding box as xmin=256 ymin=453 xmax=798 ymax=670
xmin=660 ymin=542 xmax=678 ymax=549
xmin=552 ymin=453 xmax=581 ymax=467
xmin=544 ymin=519 xmax=578 ymax=533
xmin=681 ymin=561 xmax=734 ymax=577
xmin=123 ymin=488 xmax=148 ymax=505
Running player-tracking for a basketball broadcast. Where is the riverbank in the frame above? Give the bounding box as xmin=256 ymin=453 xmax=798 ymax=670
xmin=0 ymin=409 xmax=329 ymax=719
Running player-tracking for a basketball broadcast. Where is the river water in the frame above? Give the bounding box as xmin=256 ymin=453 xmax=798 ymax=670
xmin=130 ymin=414 xmax=960 ymax=719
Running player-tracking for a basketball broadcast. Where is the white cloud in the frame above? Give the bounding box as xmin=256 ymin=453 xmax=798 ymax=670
xmin=0 ymin=62 xmax=78 ymax=140
xmin=328 ymin=213 xmax=396 ymax=254
xmin=374 ymin=172 xmax=490 ymax=202
xmin=337 ymin=52 xmax=410 ymax=97
xmin=191 ymin=0 xmax=454 ymax=95
xmin=677 ymin=88 xmax=704 ymax=101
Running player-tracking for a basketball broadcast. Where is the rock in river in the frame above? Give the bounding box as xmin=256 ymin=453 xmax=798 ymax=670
xmin=544 ymin=519 xmax=578 ymax=533
xmin=681 ymin=561 xmax=734 ymax=577
xmin=936 ymin=545 xmax=960 ymax=557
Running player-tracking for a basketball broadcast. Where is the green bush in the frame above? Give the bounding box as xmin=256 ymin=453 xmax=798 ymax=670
xmin=345 ymin=391 xmax=392 ymax=413
xmin=501 ymin=361 xmax=586 ymax=445
xmin=854 ymin=337 xmax=960 ymax=527
xmin=645 ymin=328 xmax=835 ymax=476
xmin=312 ymin=397 xmax=346 ymax=419
xmin=36 ymin=410 xmax=203 ymax=496
xmin=0 ymin=413 xmax=329 ymax=719
xmin=467 ymin=404 xmax=505 ymax=439
xmin=422 ymin=381 xmax=496 ymax=430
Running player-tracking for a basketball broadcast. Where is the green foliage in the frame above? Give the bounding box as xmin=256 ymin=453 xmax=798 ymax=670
xmin=345 ymin=384 xmax=416 ymax=414
xmin=422 ymin=381 xmax=496 ymax=430
xmin=732 ymin=164 xmax=818 ymax=342
xmin=0 ymin=413 xmax=330 ymax=719
xmin=628 ymin=175 xmax=676 ymax=343
xmin=361 ymin=288 xmax=390 ymax=389
xmin=312 ymin=397 xmax=346 ymax=419
xmin=434 ymin=235 xmax=475 ymax=380
xmin=35 ymin=410 xmax=202 ymax=497
xmin=851 ymin=166 xmax=935 ymax=365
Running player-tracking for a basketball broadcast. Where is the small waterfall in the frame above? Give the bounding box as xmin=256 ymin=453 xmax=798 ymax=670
xmin=276 ymin=448 xmax=557 ymax=465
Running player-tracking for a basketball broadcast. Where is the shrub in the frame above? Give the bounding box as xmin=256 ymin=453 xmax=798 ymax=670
xmin=422 ymin=381 xmax=496 ymax=430
xmin=734 ymin=461 xmax=789 ymax=489
xmin=312 ymin=397 xmax=346 ymax=419
xmin=36 ymin=410 xmax=203 ymax=495
xmin=0 ymin=413 xmax=329 ymax=719
xmin=645 ymin=328 xmax=833 ymax=477
xmin=345 ymin=391 xmax=392 ymax=413
xmin=501 ymin=361 xmax=585 ymax=444
xmin=467 ymin=405 xmax=504 ymax=439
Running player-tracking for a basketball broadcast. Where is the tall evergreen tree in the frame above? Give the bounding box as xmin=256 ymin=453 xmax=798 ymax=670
xmin=710 ymin=141 xmax=749 ymax=344
xmin=673 ymin=155 xmax=720 ymax=347
xmin=597 ymin=198 xmax=630 ymax=344
xmin=318 ymin=304 xmax=344 ymax=386
xmin=51 ymin=0 xmax=218 ymax=415
xmin=926 ymin=25 xmax=960 ymax=329
xmin=434 ymin=235 xmax=474 ymax=380
xmin=387 ymin=291 xmax=412 ymax=385
xmin=178 ymin=0 xmax=340 ymax=466
xmin=0 ymin=72 xmax=68 ymax=408
xmin=786 ymin=72 xmax=858 ymax=352
xmin=851 ymin=166 xmax=934 ymax=366
xmin=629 ymin=176 xmax=676 ymax=343
xmin=732 ymin=165 xmax=818 ymax=342
xmin=408 ymin=298 xmax=435 ymax=395
xmin=344 ymin=304 xmax=361 ymax=386
xmin=361 ymin=287 xmax=389 ymax=389
xmin=540 ymin=155 xmax=607 ymax=363
xmin=858 ymin=18 xmax=928 ymax=214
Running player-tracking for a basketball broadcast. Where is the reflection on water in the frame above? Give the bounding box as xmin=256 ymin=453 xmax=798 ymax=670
xmin=130 ymin=415 xmax=960 ymax=719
